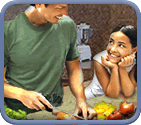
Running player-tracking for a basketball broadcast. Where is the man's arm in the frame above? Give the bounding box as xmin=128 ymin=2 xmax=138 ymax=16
xmin=65 ymin=58 xmax=96 ymax=119
xmin=65 ymin=58 xmax=85 ymax=100
xmin=4 ymin=68 xmax=52 ymax=111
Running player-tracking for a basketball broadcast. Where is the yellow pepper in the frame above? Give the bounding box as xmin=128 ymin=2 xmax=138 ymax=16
xmin=93 ymin=102 xmax=117 ymax=117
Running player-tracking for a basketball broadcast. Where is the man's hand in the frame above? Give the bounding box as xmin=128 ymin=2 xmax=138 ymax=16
xmin=118 ymin=55 xmax=135 ymax=68
xmin=66 ymin=58 xmax=96 ymax=119
xmin=19 ymin=90 xmax=52 ymax=111
xmin=74 ymin=99 xmax=97 ymax=120
xmin=4 ymin=68 xmax=52 ymax=111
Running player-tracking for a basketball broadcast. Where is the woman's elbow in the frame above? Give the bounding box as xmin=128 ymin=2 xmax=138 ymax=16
xmin=105 ymin=90 xmax=120 ymax=98
xmin=106 ymin=93 xmax=119 ymax=98
xmin=123 ymin=86 xmax=135 ymax=97
xmin=123 ymin=90 xmax=134 ymax=98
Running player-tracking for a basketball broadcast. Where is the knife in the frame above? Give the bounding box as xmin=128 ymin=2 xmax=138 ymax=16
xmin=42 ymin=102 xmax=85 ymax=120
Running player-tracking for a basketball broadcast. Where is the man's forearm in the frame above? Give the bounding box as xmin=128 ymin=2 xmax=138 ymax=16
xmin=68 ymin=68 xmax=86 ymax=102
xmin=4 ymin=81 xmax=24 ymax=101
xmin=4 ymin=67 xmax=24 ymax=100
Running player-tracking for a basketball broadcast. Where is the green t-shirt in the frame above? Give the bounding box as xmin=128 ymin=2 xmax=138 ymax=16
xmin=4 ymin=12 xmax=80 ymax=113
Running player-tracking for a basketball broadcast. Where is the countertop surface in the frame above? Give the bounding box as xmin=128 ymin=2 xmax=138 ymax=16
xmin=27 ymin=80 xmax=137 ymax=120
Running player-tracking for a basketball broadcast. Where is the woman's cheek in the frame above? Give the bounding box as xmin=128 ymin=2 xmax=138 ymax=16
xmin=119 ymin=49 xmax=129 ymax=57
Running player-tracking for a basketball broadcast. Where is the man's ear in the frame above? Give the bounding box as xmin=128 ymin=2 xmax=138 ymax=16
xmin=132 ymin=46 xmax=137 ymax=54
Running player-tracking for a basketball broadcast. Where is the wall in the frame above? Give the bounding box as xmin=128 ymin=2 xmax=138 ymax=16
xmin=68 ymin=4 xmax=137 ymax=58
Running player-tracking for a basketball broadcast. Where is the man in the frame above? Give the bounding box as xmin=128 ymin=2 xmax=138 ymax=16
xmin=4 ymin=4 xmax=96 ymax=119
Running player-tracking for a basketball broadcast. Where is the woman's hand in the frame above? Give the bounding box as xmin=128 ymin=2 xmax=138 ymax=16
xmin=74 ymin=98 xmax=97 ymax=120
xmin=118 ymin=55 xmax=135 ymax=68
xmin=101 ymin=56 xmax=118 ymax=69
xmin=19 ymin=90 xmax=52 ymax=111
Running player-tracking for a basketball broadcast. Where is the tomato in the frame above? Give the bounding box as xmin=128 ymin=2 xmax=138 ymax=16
xmin=57 ymin=112 xmax=76 ymax=120
xmin=120 ymin=101 xmax=135 ymax=115
xmin=107 ymin=111 xmax=122 ymax=120
xmin=57 ymin=112 xmax=66 ymax=120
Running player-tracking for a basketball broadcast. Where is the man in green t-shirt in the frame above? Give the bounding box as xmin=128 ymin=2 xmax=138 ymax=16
xmin=4 ymin=4 xmax=96 ymax=119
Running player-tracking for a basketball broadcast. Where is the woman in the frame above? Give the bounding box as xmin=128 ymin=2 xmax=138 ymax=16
xmin=85 ymin=24 xmax=137 ymax=99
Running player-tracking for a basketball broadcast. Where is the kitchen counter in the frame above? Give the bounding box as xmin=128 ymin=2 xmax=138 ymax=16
xmin=26 ymin=80 xmax=137 ymax=120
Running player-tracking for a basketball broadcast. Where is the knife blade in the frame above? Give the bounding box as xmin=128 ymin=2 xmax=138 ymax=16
xmin=42 ymin=102 xmax=85 ymax=120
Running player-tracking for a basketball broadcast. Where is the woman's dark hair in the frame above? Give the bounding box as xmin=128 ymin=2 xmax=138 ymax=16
xmin=30 ymin=4 xmax=49 ymax=7
xmin=112 ymin=24 xmax=137 ymax=81
xmin=112 ymin=24 xmax=137 ymax=48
